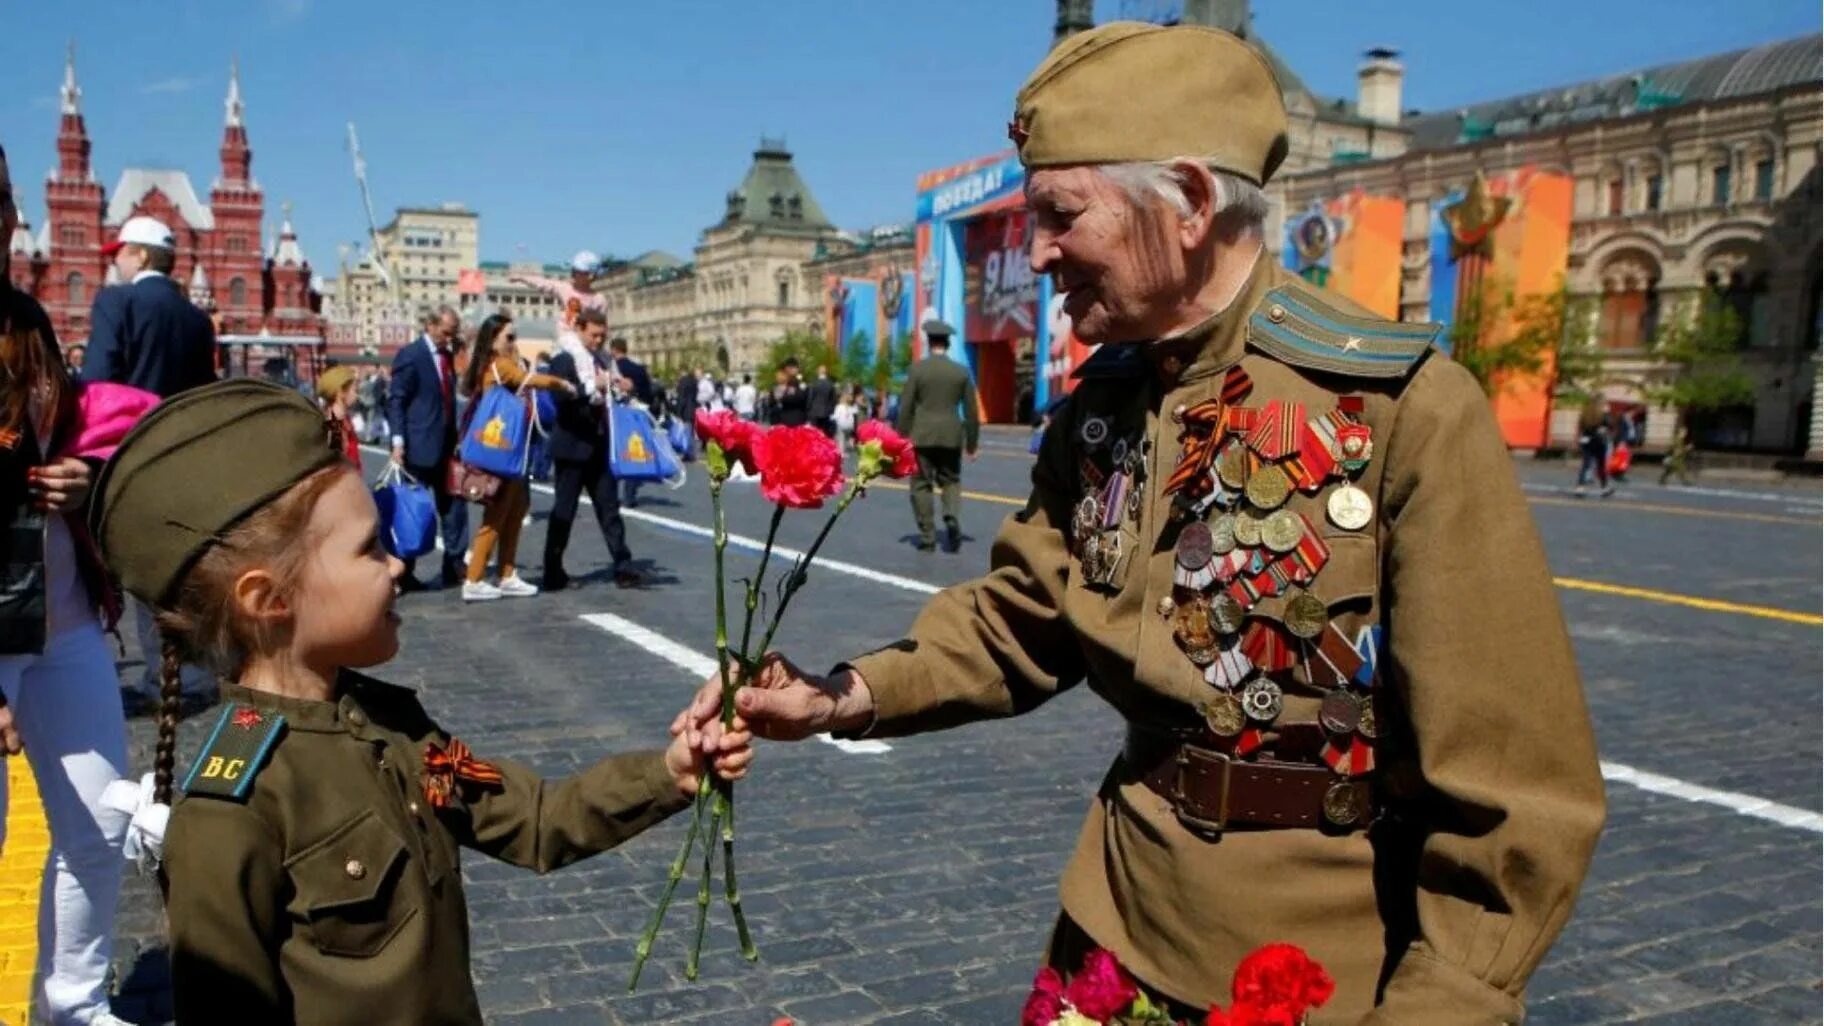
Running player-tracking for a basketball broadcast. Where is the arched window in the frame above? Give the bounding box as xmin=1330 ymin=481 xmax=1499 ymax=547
xmin=66 ymin=273 xmax=86 ymax=306
xmin=229 ymin=277 xmax=247 ymax=307
xmin=1595 ymin=251 xmax=1661 ymax=351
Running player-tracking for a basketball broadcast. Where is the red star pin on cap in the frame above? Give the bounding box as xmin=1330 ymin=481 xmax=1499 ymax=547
xmin=1007 ymin=116 xmax=1030 ymax=148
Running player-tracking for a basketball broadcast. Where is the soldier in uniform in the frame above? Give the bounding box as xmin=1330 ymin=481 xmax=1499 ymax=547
xmin=897 ymin=319 xmax=981 ymax=551
xmin=90 ymin=379 xmax=752 ymax=1025
xmin=685 ymin=22 xmax=1604 ymax=1024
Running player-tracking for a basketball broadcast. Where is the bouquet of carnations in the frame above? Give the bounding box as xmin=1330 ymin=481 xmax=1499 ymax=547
xmin=1025 ymin=944 xmax=1334 ymax=1026
xmin=627 ymin=412 xmax=919 ymax=991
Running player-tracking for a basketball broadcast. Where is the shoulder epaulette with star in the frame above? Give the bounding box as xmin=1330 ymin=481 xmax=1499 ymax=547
xmin=1070 ymin=343 xmax=1147 ymax=381
xmin=1246 ymin=285 xmax=1440 ymax=379
xmin=181 ymin=703 xmax=287 ymax=802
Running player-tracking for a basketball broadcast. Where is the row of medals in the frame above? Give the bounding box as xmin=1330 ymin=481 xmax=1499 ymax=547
xmin=1069 ymin=389 xmax=1381 ymax=817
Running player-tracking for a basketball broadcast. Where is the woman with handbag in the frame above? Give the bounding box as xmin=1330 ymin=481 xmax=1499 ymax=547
xmin=455 ymin=315 xmax=573 ymax=602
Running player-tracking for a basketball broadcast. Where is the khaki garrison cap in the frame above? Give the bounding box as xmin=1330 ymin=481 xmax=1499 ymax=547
xmin=92 ymin=379 xmax=344 ymax=606
xmin=1009 ymin=21 xmax=1290 ymax=186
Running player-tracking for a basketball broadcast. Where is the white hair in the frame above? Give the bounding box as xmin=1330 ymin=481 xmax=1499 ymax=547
xmin=1096 ymin=159 xmax=1268 ymax=236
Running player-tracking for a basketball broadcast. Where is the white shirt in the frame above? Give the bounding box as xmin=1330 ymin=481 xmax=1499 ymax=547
xmin=556 ymin=330 xmax=601 ymax=404
xmin=696 ymin=377 xmax=716 ymax=406
xmin=131 ymin=269 xmax=167 ymax=284
xmin=733 ymin=383 xmax=757 ymax=417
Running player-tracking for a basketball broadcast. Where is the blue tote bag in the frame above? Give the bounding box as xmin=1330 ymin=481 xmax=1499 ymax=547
xmin=608 ymin=403 xmax=684 ymax=485
xmin=373 ymin=463 xmax=437 ymax=559
xmin=458 ymin=380 xmax=532 ymax=478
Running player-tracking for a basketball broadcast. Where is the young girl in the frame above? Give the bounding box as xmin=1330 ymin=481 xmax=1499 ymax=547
xmin=456 ymin=313 xmax=573 ymax=601
xmin=90 ymin=378 xmax=751 ymax=1024
xmin=314 ymin=364 xmax=361 ymax=465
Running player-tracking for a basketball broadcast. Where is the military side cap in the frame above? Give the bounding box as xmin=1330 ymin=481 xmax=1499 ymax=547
xmin=1010 ymin=22 xmax=1289 ymax=186
xmin=92 ymin=378 xmax=344 ymax=606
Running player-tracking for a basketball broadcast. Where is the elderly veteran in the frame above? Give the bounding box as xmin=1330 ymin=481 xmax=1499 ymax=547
xmin=685 ymin=21 xmax=1604 ymax=1024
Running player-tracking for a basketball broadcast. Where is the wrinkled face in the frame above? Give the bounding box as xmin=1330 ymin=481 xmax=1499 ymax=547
xmin=1026 ymin=165 xmax=1189 ymax=345
xmin=289 ymin=469 xmax=403 ymax=670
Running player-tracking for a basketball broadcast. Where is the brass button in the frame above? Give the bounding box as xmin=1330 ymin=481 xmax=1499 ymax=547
xmin=407 ymin=801 xmax=420 ymax=815
xmin=346 ymin=709 xmax=367 ymax=728
xmin=344 ymin=858 xmax=367 ymax=880
xmin=1171 ymin=403 xmax=1187 ymax=422
xmin=1267 ymin=303 xmax=1286 ymax=323
xmin=1156 ymin=596 xmax=1176 ymax=618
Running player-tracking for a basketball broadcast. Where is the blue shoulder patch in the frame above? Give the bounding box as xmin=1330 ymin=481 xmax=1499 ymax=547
xmin=181 ymin=703 xmax=286 ymax=802
xmin=1246 ymin=286 xmax=1439 ymax=379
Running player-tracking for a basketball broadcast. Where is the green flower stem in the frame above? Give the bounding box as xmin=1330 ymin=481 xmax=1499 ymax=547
xmin=735 ymin=504 xmax=787 ymax=686
xmin=750 ymin=479 xmax=865 ymax=662
xmin=685 ymin=793 xmax=725 ymax=980
xmin=627 ymin=788 xmax=703 ymax=992
xmin=720 ymin=784 xmax=757 ymax=960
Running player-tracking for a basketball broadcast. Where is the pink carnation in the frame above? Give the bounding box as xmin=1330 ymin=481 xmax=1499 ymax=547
xmin=694 ymin=409 xmax=763 ymax=473
xmin=1021 ymin=967 xmax=1067 ymax=1026
xmin=855 ymin=419 xmax=919 ymax=479
xmin=753 ymin=425 xmax=845 ymax=509
xmin=1065 ymin=948 xmax=1139 ymax=1022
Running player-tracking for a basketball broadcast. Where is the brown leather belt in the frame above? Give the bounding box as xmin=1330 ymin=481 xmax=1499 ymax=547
xmin=1123 ymin=722 xmax=1374 ymax=835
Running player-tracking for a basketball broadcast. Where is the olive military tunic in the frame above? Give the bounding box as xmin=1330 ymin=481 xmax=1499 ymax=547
xmin=162 ymin=673 xmax=690 ymax=1025
xmin=846 ymin=257 xmax=1605 ymax=1024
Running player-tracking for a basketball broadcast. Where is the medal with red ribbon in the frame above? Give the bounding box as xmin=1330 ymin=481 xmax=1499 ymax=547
xmin=1164 ymin=368 xmax=1253 ymax=500
xmin=1321 ymin=735 xmax=1376 ymax=777
xmin=422 ymin=737 xmax=506 ymax=809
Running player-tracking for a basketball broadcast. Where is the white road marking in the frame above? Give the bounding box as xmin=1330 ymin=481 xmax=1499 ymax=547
xmin=1599 ymin=761 xmax=1824 ymax=834
xmin=1520 ymin=480 xmax=1821 ymax=509
xmin=579 ymin=612 xmax=892 ymax=755
xmin=363 ymin=448 xmax=1822 ymax=831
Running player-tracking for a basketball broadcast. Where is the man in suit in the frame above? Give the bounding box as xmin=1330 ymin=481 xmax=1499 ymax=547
xmin=386 ymin=304 xmax=470 ymax=590
xmin=807 ymin=363 xmax=839 ymax=438
xmin=608 ymin=337 xmax=653 ymax=508
xmin=86 ymin=216 xmax=217 ymax=396
xmin=543 ymin=311 xmax=642 ymax=590
xmin=87 ymin=214 xmax=220 ymax=708
xmin=897 ymin=319 xmax=980 ymax=552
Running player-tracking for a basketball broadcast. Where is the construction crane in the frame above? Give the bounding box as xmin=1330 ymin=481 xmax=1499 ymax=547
xmin=345 ymin=121 xmax=398 ymax=302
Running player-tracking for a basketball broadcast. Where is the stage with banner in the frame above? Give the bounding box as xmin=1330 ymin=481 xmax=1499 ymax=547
xmin=1427 ymin=168 xmax=1574 ymax=448
xmin=1282 ymin=190 xmax=1404 ymax=320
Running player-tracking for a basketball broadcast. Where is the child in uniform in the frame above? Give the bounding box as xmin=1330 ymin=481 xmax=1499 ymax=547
xmin=89 ymin=379 xmax=751 ymax=1025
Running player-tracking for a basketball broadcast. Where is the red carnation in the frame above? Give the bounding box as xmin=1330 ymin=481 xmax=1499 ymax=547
xmin=1021 ymin=966 xmax=1067 ymax=1026
xmin=694 ymin=409 xmax=762 ymax=473
xmin=1225 ymin=944 xmax=1333 ymax=1024
xmin=754 ymin=425 xmax=845 ymax=509
xmin=1065 ymin=948 xmax=1139 ymax=1022
xmin=856 ymin=419 xmax=919 ymax=479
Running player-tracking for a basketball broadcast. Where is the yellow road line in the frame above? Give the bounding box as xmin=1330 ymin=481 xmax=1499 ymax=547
xmin=870 ymin=480 xmax=1821 ymax=625
xmin=0 ymin=757 xmax=46 ymax=1024
xmin=1529 ymin=494 xmax=1817 ymax=526
xmin=1551 ymin=577 xmax=1822 ymax=626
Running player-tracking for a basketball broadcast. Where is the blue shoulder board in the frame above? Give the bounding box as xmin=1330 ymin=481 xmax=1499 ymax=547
xmin=1247 ymin=285 xmax=1439 ymax=379
xmin=181 ymin=703 xmax=286 ymax=802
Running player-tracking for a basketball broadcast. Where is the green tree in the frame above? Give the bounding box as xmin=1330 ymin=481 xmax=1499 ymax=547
xmin=1450 ymin=274 xmax=1555 ymax=397
xmin=1646 ymin=293 xmax=1755 ymax=424
xmin=757 ymin=331 xmax=839 ymax=388
xmin=838 ymin=330 xmax=874 ymax=386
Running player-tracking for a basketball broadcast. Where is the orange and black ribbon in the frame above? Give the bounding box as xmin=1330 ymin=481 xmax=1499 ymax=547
xmin=1163 ymin=367 xmax=1255 ymax=500
xmin=422 ymin=737 xmax=505 ymax=809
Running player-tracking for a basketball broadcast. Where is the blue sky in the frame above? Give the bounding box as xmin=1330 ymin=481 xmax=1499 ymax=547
xmin=4 ymin=0 xmax=1817 ymax=272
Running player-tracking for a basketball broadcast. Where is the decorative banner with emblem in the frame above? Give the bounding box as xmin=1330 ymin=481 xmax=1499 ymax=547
xmin=1280 ymin=190 xmax=1403 ymax=320
xmin=1427 ymin=167 xmax=1573 ymax=448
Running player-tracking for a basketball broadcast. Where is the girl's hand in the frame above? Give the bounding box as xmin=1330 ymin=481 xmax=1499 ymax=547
xmin=29 ymin=457 xmax=92 ymax=513
xmin=0 ymin=701 xmax=21 ymax=756
xmin=663 ymin=712 xmax=753 ymax=796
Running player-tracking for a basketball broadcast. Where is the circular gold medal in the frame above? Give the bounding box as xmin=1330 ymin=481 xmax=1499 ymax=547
xmin=1203 ymin=692 xmax=1246 ymax=737
xmin=1262 ymin=510 xmax=1304 ymax=553
xmin=1241 ymin=677 xmax=1283 ymax=722
xmin=1245 ymin=462 xmax=1291 ymax=510
xmin=1233 ymin=511 xmax=1264 ymax=548
xmin=1216 ymin=442 xmax=1251 ymax=490
xmin=1208 ymin=514 xmax=1238 ymax=556
xmin=1356 ymin=699 xmax=1378 ymax=740
xmin=1175 ymin=596 xmax=1219 ymax=663
xmin=1326 ymin=482 xmax=1374 ymax=532
xmin=1210 ymin=593 xmax=1246 ymax=635
xmin=1284 ymin=592 xmax=1329 ymax=639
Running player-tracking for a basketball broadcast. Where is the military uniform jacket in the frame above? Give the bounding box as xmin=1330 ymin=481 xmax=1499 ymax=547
xmin=848 ymin=259 xmax=1605 ymax=1024
xmin=162 ymin=673 xmax=690 ymax=1025
xmin=896 ymin=354 xmax=981 ymax=451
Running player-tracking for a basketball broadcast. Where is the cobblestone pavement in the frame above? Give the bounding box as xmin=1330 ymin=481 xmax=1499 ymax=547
xmin=69 ymin=435 xmax=1823 ymax=1024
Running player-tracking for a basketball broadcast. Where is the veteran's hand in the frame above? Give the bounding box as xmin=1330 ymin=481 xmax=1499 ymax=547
xmin=30 ymin=457 xmax=92 ymax=513
xmin=675 ymin=653 xmax=876 ymax=744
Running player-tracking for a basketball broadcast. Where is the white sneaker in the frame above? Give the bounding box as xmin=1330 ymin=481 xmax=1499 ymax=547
xmin=462 ymin=581 xmax=502 ymax=602
xmin=497 ymin=575 xmax=539 ymax=598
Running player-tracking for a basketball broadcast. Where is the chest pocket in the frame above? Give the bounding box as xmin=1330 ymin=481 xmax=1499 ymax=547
xmin=286 ymin=808 xmax=417 ymax=958
xmin=1247 ymin=531 xmax=1379 ymax=686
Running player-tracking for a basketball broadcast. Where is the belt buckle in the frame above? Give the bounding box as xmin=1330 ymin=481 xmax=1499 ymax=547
xmin=1172 ymin=745 xmax=1232 ymax=835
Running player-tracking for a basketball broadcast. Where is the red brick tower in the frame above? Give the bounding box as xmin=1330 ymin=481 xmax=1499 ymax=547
xmin=209 ymin=60 xmax=264 ymax=337
xmin=44 ymin=43 xmax=105 ymax=342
